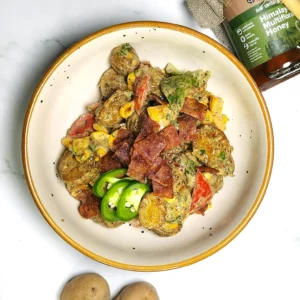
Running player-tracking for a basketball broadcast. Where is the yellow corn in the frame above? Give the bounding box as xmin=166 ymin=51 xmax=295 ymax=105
xmin=61 ymin=137 xmax=72 ymax=148
xmin=213 ymin=116 xmax=226 ymax=131
xmin=203 ymin=172 xmax=211 ymax=180
xmin=210 ymin=96 xmax=224 ymax=115
xmin=164 ymin=223 xmax=179 ymax=230
xmin=72 ymin=137 xmax=90 ymax=153
xmin=120 ymin=101 xmax=135 ymax=119
xmin=222 ymin=114 xmax=229 ymax=124
xmin=108 ymin=130 xmax=119 ymax=148
xmin=147 ymin=105 xmax=173 ymax=129
xmin=96 ymin=146 xmax=108 ymax=158
xmin=93 ymin=123 xmax=108 ymax=133
xmin=202 ymin=110 xmax=214 ymax=124
xmin=90 ymin=131 xmax=110 ymax=141
xmin=207 ymin=202 xmax=212 ymax=210
xmin=75 ymin=149 xmax=92 ymax=163
xmin=199 ymin=96 xmax=209 ymax=106
xmin=95 ymin=156 xmax=100 ymax=162
xmin=127 ymin=72 xmax=136 ymax=90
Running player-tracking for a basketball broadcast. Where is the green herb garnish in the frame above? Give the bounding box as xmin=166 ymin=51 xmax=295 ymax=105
xmin=219 ymin=152 xmax=226 ymax=160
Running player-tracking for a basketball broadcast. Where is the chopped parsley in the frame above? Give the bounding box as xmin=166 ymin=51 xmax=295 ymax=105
xmin=219 ymin=151 xmax=226 ymax=160
xmin=200 ymin=149 xmax=206 ymax=155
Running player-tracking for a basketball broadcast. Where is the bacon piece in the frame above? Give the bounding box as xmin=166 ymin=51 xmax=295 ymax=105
xmin=149 ymin=161 xmax=172 ymax=187
xmin=100 ymin=152 xmax=122 ymax=173
xmin=127 ymin=150 xmax=149 ymax=183
xmin=197 ymin=166 xmax=219 ymax=174
xmin=77 ymin=191 xmax=99 ymax=219
xmin=181 ymin=97 xmax=207 ymax=121
xmin=158 ymin=125 xmax=181 ymax=153
xmin=134 ymin=133 xmax=166 ymax=164
xmin=113 ymin=142 xmax=131 ymax=167
xmin=148 ymin=156 xmax=164 ymax=177
xmin=68 ymin=114 xmax=95 ymax=138
xmin=139 ymin=113 xmax=160 ymax=138
xmin=153 ymin=181 xmax=174 ymax=199
xmin=111 ymin=128 xmax=134 ymax=152
xmin=178 ymin=115 xmax=198 ymax=142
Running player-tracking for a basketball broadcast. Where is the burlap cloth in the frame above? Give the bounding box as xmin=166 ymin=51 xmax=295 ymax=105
xmin=186 ymin=0 xmax=235 ymax=52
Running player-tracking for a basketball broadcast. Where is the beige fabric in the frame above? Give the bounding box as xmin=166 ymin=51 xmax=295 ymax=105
xmin=186 ymin=0 xmax=234 ymax=52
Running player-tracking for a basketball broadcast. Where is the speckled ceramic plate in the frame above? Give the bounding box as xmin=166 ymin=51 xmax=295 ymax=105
xmin=22 ymin=21 xmax=274 ymax=271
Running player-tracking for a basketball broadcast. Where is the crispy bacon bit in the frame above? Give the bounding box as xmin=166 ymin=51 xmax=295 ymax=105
xmin=149 ymin=161 xmax=172 ymax=187
xmin=77 ymin=191 xmax=99 ymax=219
xmin=148 ymin=93 xmax=168 ymax=105
xmin=148 ymin=156 xmax=164 ymax=177
xmin=134 ymin=133 xmax=166 ymax=164
xmin=153 ymin=181 xmax=174 ymax=199
xmin=113 ymin=128 xmax=134 ymax=146
xmin=139 ymin=113 xmax=160 ymax=138
xmin=68 ymin=114 xmax=95 ymax=138
xmin=127 ymin=150 xmax=149 ymax=183
xmin=158 ymin=125 xmax=181 ymax=153
xmin=178 ymin=115 xmax=198 ymax=142
xmin=181 ymin=98 xmax=207 ymax=121
xmin=197 ymin=166 xmax=219 ymax=174
xmin=100 ymin=152 xmax=122 ymax=173
xmin=113 ymin=142 xmax=131 ymax=167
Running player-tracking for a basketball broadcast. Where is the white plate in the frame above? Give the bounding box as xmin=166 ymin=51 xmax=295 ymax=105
xmin=22 ymin=22 xmax=274 ymax=271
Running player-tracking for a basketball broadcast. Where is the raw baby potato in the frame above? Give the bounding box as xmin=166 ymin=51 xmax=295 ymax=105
xmin=60 ymin=273 xmax=110 ymax=300
xmin=114 ymin=282 xmax=160 ymax=300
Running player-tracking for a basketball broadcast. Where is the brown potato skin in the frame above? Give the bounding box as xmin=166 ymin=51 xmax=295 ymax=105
xmin=99 ymin=68 xmax=127 ymax=99
xmin=110 ymin=44 xmax=140 ymax=76
xmin=114 ymin=282 xmax=159 ymax=300
xmin=98 ymin=90 xmax=131 ymax=127
xmin=60 ymin=273 xmax=110 ymax=300
xmin=138 ymin=193 xmax=182 ymax=237
xmin=193 ymin=124 xmax=234 ymax=176
xmin=58 ymin=151 xmax=100 ymax=186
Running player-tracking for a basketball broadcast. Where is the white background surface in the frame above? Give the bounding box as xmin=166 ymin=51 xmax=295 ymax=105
xmin=0 ymin=0 xmax=300 ymax=299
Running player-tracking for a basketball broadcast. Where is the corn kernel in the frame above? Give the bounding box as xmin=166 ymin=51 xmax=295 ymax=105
xmin=213 ymin=116 xmax=226 ymax=131
xmin=75 ymin=149 xmax=92 ymax=163
xmin=210 ymin=96 xmax=224 ymax=115
xmin=72 ymin=137 xmax=90 ymax=152
xmin=127 ymin=72 xmax=136 ymax=90
xmin=207 ymin=202 xmax=212 ymax=210
xmin=96 ymin=146 xmax=108 ymax=158
xmin=203 ymin=172 xmax=211 ymax=180
xmin=147 ymin=105 xmax=173 ymax=129
xmin=90 ymin=131 xmax=110 ymax=141
xmin=120 ymin=101 xmax=135 ymax=119
xmin=93 ymin=123 xmax=108 ymax=133
xmin=222 ymin=114 xmax=229 ymax=124
xmin=202 ymin=110 xmax=214 ymax=124
xmin=164 ymin=223 xmax=179 ymax=230
xmin=61 ymin=137 xmax=72 ymax=148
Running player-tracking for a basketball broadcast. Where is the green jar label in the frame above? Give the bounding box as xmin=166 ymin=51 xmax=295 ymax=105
xmin=225 ymin=2 xmax=300 ymax=70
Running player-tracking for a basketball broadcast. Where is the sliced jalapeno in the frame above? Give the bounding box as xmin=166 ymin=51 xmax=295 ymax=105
xmin=93 ymin=168 xmax=127 ymax=198
xmin=100 ymin=179 xmax=133 ymax=222
xmin=116 ymin=182 xmax=150 ymax=221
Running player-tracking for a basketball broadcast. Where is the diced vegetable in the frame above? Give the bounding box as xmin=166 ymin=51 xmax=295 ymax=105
xmin=120 ymin=101 xmax=135 ymax=119
xmin=93 ymin=168 xmax=127 ymax=198
xmin=134 ymin=74 xmax=150 ymax=114
xmin=101 ymin=179 xmax=133 ymax=222
xmin=127 ymin=72 xmax=136 ymax=90
xmin=147 ymin=105 xmax=175 ymax=129
xmin=116 ymin=182 xmax=150 ymax=221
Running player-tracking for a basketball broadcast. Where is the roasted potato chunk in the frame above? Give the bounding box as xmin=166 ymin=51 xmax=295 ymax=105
xmin=58 ymin=151 xmax=100 ymax=186
xmin=98 ymin=90 xmax=132 ymax=127
xmin=99 ymin=68 xmax=127 ymax=99
xmin=193 ymin=124 xmax=234 ymax=176
xmin=110 ymin=43 xmax=140 ymax=76
xmin=139 ymin=193 xmax=182 ymax=237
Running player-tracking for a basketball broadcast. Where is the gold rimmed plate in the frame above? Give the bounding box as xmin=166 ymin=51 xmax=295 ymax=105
xmin=22 ymin=21 xmax=274 ymax=271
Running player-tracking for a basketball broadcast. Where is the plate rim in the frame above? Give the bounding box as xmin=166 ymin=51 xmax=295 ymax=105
xmin=22 ymin=21 xmax=274 ymax=271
